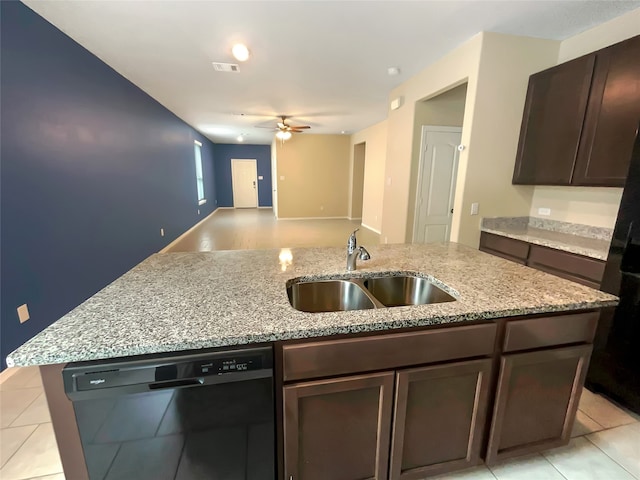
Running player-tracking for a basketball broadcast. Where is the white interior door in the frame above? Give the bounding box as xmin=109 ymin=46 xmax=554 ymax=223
xmin=231 ymin=159 xmax=258 ymax=208
xmin=414 ymin=127 xmax=462 ymax=243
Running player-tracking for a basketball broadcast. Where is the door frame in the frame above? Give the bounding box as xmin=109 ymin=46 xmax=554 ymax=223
xmin=231 ymin=158 xmax=258 ymax=208
xmin=412 ymin=125 xmax=462 ymax=243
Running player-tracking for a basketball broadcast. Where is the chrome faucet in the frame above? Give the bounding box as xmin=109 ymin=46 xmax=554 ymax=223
xmin=346 ymin=229 xmax=371 ymax=271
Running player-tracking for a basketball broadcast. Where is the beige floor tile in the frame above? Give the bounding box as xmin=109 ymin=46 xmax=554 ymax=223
xmin=489 ymin=453 xmax=564 ymax=479
xmin=23 ymin=371 xmax=43 ymax=389
xmin=0 ymin=425 xmax=38 ymax=467
xmin=571 ymin=410 xmax=605 ymax=437
xmin=578 ymin=389 xmax=637 ymax=429
xmin=24 ymin=474 xmax=65 ymax=480
xmin=586 ymin=422 xmax=640 ymax=478
xmin=0 ymin=388 xmax=42 ymax=428
xmin=0 ymin=423 xmax=63 ymax=480
xmin=426 ymin=465 xmax=497 ymax=479
xmin=10 ymin=393 xmax=51 ymax=427
xmin=542 ymin=436 xmax=636 ymax=480
xmin=0 ymin=368 xmax=40 ymax=391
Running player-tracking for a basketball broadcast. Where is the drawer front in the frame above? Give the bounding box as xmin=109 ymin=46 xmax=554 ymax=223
xmin=527 ymin=245 xmax=605 ymax=285
xmin=282 ymin=323 xmax=497 ymax=382
xmin=503 ymin=312 xmax=599 ymax=352
xmin=480 ymin=232 xmax=530 ymax=263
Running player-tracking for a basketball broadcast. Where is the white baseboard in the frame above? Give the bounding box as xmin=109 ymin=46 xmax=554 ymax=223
xmin=348 ymin=217 xmax=363 ymax=221
xmin=258 ymin=206 xmax=273 ymax=209
xmin=159 ymin=209 xmax=219 ymax=253
xmin=278 ymin=216 xmax=349 ymax=221
xmin=361 ymin=223 xmax=382 ymax=234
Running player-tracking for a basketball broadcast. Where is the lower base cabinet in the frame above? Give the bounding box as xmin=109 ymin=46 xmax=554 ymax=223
xmin=283 ymin=360 xmax=493 ymax=480
xmin=486 ymin=344 xmax=593 ymax=464
xmin=390 ymin=359 xmax=493 ymax=479
xmin=283 ymin=372 xmax=394 ymax=480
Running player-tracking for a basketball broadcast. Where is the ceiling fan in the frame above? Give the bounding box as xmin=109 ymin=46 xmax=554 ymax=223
xmin=262 ymin=116 xmax=311 ymax=140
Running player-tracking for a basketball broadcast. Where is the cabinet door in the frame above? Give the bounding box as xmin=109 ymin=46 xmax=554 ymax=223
xmin=486 ymin=345 xmax=592 ymax=464
xmin=512 ymin=55 xmax=595 ymax=185
xmin=573 ymin=35 xmax=640 ymax=186
xmin=389 ymin=359 xmax=492 ymax=480
xmin=283 ymin=372 xmax=394 ymax=480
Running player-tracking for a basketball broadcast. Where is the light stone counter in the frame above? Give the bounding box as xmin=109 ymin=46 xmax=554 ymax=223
xmin=6 ymin=243 xmax=618 ymax=367
xmin=481 ymin=217 xmax=612 ymax=260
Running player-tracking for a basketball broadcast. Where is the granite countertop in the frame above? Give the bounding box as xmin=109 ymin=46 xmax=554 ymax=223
xmin=6 ymin=243 xmax=618 ymax=367
xmin=481 ymin=217 xmax=612 ymax=260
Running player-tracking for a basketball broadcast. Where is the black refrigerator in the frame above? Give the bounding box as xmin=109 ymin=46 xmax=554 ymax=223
xmin=586 ymin=127 xmax=640 ymax=414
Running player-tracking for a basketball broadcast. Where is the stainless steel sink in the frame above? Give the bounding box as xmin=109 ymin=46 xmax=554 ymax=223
xmin=363 ymin=275 xmax=456 ymax=307
xmin=287 ymin=280 xmax=377 ymax=313
xmin=287 ymin=274 xmax=456 ymax=312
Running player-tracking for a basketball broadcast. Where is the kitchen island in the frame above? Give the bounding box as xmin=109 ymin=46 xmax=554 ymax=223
xmin=6 ymin=243 xmax=618 ymax=479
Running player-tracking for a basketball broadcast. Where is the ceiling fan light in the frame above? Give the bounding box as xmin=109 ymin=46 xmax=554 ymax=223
xmin=276 ymin=130 xmax=292 ymax=141
xmin=232 ymin=43 xmax=250 ymax=62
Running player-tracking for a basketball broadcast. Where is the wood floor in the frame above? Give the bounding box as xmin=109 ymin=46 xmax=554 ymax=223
xmin=167 ymin=208 xmax=381 ymax=252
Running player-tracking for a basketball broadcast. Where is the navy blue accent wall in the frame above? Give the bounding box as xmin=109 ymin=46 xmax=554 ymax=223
xmin=0 ymin=2 xmax=217 ymax=366
xmin=213 ymin=144 xmax=272 ymax=207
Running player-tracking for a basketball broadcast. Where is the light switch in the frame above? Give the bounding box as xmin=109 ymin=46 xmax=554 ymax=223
xmin=280 ymin=176 xmax=285 ymax=181
xmin=470 ymin=203 xmax=479 ymax=215
xmin=160 ymin=228 xmax=165 ymax=237
xmin=258 ymin=176 xmax=264 ymax=180
xmin=18 ymin=304 xmax=30 ymax=323
xmin=538 ymin=207 xmax=551 ymax=216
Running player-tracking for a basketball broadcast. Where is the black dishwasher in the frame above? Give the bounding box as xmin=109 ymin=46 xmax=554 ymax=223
xmin=63 ymin=346 xmax=275 ymax=480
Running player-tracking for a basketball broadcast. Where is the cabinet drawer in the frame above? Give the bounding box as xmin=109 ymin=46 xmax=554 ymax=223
xmin=282 ymin=323 xmax=497 ymax=382
xmin=528 ymin=245 xmax=605 ymax=287
xmin=480 ymin=232 xmax=530 ymax=263
xmin=503 ymin=312 xmax=598 ymax=352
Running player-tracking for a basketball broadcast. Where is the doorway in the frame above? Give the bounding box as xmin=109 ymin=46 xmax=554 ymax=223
xmin=231 ymin=159 xmax=258 ymax=208
xmin=413 ymin=126 xmax=462 ymax=243
xmin=351 ymin=143 xmax=366 ymax=219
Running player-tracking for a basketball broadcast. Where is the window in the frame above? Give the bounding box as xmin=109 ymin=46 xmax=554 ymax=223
xmin=194 ymin=140 xmax=206 ymax=205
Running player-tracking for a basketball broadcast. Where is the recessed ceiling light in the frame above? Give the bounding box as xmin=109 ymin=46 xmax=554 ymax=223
xmin=341 ymin=130 xmax=346 ymax=134
xmin=237 ymin=135 xmax=244 ymax=142
xmin=232 ymin=44 xmax=250 ymax=62
xmin=387 ymin=66 xmax=401 ymax=76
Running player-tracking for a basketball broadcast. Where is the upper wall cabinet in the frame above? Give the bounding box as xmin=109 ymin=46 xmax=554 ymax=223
xmin=513 ymin=35 xmax=640 ymax=187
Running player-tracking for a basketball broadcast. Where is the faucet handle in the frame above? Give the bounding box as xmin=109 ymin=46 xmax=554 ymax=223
xmin=347 ymin=228 xmax=359 ymax=253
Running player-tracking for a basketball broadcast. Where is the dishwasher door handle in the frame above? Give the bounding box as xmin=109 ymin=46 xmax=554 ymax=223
xmin=149 ymin=378 xmax=204 ymax=390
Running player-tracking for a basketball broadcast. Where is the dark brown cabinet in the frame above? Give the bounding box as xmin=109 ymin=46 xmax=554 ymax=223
xmin=513 ymin=35 xmax=640 ymax=187
xmin=283 ymin=372 xmax=394 ymax=480
xmin=573 ymin=36 xmax=640 ymax=186
xmin=512 ymin=55 xmax=595 ymax=185
xmin=479 ymin=232 xmax=606 ymax=289
xmin=390 ymin=359 xmax=492 ymax=480
xmin=486 ymin=345 xmax=592 ymax=464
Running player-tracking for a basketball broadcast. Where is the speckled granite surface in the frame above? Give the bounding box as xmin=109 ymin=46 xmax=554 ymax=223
xmin=481 ymin=217 xmax=612 ymax=260
xmin=6 ymin=243 xmax=618 ymax=367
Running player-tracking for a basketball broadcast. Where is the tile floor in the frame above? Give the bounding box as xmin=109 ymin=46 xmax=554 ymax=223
xmin=2 ymin=209 xmax=639 ymax=479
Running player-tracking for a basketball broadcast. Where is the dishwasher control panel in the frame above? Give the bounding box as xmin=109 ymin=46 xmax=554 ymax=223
xmin=197 ymin=353 xmax=263 ymax=375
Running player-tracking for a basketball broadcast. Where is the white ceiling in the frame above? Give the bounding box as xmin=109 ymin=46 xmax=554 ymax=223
xmin=23 ymin=1 xmax=640 ymax=145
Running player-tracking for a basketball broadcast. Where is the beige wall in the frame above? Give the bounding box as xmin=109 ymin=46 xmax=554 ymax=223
xmin=350 ymin=120 xmax=388 ymax=233
xmin=530 ymin=8 xmax=640 ymax=227
xmin=530 ymin=187 xmax=622 ymax=229
xmin=406 ymin=83 xmax=468 ymax=240
xmin=380 ymin=34 xmax=483 ymax=244
xmin=379 ymin=32 xmax=559 ymax=247
xmin=350 ymin=143 xmax=366 ymax=219
xmin=275 ymin=134 xmax=350 ymax=218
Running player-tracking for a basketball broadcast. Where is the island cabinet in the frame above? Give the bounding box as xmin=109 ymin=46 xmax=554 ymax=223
xmin=513 ymin=34 xmax=640 ymax=187
xmin=277 ymin=309 xmax=600 ymax=479
xmin=279 ymin=323 xmax=498 ymax=480
xmin=485 ymin=311 xmax=598 ymax=464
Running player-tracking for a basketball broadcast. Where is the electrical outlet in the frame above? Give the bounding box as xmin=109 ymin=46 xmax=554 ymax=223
xmin=538 ymin=207 xmax=551 ymax=216
xmin=160 ymin=228 xmax=165 ymax=237
xmin=17 ymin=304 xmax=30 ymax=323
xmin=197 ymin=209 xmax=200 ymax=215
xmin=280 ymin=175 xmax=285 ymax=181
xmin=258 ymin=176 xmax=264 ymax=180
xmin=470 ymin=203 xmax=479 ymax=215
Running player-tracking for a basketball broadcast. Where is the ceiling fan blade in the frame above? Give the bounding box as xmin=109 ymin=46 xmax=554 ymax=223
xmin=290 ymin=125 xmax=311 ymax=129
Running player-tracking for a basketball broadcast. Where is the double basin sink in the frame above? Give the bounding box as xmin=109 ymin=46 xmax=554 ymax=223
xmin=287 ymin=274 xmax=456 ymax=313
